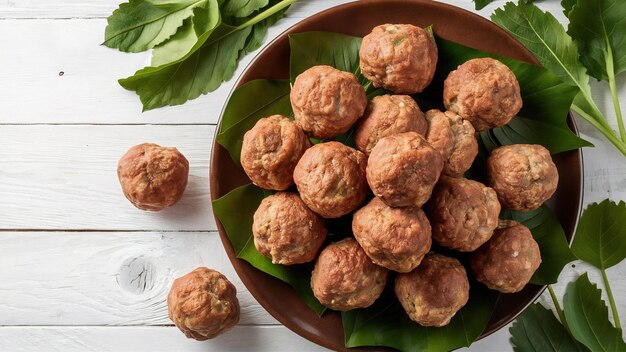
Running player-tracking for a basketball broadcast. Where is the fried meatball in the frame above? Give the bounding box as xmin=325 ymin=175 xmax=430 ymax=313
xmin=293 ymin=142 xmax=368 ymax=218
xmin=425 ymin=110 xmax=478 ymax=177
xmin=443 ymin=57 xmax=522 ymax=131
xmin=252 ymin=192 xmax=327 ymax=265
xmin=355 ymin=95 xmax=428 ymax=155
xmin=367 ymin=132 xmax=443 ymax=208
xmin=311 ymin=238 xmax=388 ymax=311
xmin=395 ymin=253 xmax=470 ymax=327
xmin=352 ymin=197 xmax=432 ymax=273
xmin=241 ymin=115 xmax=310 ymax=190
xmin=360 ymin=24 xmax=437 ymax=94
xmin=117 ymin=143 xmax=189 ymax=211
xmin=487 ymin=144 xmax=558 ymax=211
xmin=290 ymin=65 xmax=367 ymax=139
xmin=471 ymin=221 xmax=541 ymax=293
xmin=426 ymin=176 xmax=500 ymax=252
xmin=168 ymin=267 xmax=240 ymax=340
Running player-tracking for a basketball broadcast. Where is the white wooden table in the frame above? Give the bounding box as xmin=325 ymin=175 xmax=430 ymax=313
xmin=1 ymin=0 xmax=625 ymax=351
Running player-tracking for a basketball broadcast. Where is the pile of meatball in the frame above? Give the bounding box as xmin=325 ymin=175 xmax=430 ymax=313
xmin=241 ymin=24 xmax=557 ymax=327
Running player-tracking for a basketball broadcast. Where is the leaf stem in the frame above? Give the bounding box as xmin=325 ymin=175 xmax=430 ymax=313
xmin=583 ymin=92 xmax=613 ymax=131
xmin=571 ymin=104 xmax=626 ymax=157
xmin=607 ymin=59 xmax=626 ymax=142
xmin=235 ymin=0 xmax=297 ymax=30
xmin=601 ymin=269 xmax=621 ymax=329
xmin=548 ymin=284 xmax=570 ymax=332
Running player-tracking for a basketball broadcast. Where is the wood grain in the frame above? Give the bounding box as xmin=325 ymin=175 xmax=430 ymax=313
xmin=0 ymin=231 xmax=277 ymax=326
xmin=0 ymin=18 xmax=299 ymax=125
xmin=0 ymin=0 xmax=572 ymax=125
xmin=0 ymin=125 xmax=216 ymax=231
xmin=2 ymin=0 xmax=626 ymax=351
xmin=0 ymin=0 xmax=354 ymax=19
xmin=1 ymin=124 xmax=624 ymax=231
xmin=0 ymin=326 xmax=325 ymax=352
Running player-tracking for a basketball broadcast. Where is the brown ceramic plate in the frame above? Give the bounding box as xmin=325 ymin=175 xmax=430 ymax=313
xmin=210 ymin=0 xmax=583 ymax=350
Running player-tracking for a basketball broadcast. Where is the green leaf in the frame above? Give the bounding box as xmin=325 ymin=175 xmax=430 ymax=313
xmin=488 ymin=117 xmax=590 ymax=154
xmin=151 ymin=1 xmax=220 ymax=66
xmin=474 ymin=0 xmax=495 ymax=10
xmin=475 ymin=0 xmax=535 ymax=11
xmin=343 ymin=284 xmax=498 ymax=351
xmin=571 ymin=200 xmax=626 ymax=270
xmin=429 ymin=37 xmax=591 ymax=154
xmin=563 ymin=273 xmax=626 ymax=351
xmin=223 ymin=0 xmax=269 ymax=18
xmin=120 ymin=24 xmax=249 ymax=110
xmin=119 ymin=0 xmax=294 ymax=111
xmin=491 ymin=1 xmax=588 ymax=89
xmin=491 ymin=2 xmax=596 ymax=113
xmin=501 ymin=206 xmax=577 ymax=285
xmin=289 ymin=32 xmax=363 ymax=84
xmin=216 ymin=79 xmax=293 ymax=164
xmin=103 ymin=0 xmax=208 ymax=52
xmin=151 ymin=19 xmax=195 ymax=66
xmin=214 ymin=30 xmax=588 ymax=351
xmin=509 ymin=304 xmax=590 ymax=352
xmin=567 ymin=0 xmax=626 ymax=81
xmin=242 ymin=3 xmax=288 ymax=53
xmin=212 ymin=184 xmax=326 ymax=315
xmin=287 ymin=31 xmax=385 ymax=147
xmin=562 ymin=0 xmax=577 ymax=16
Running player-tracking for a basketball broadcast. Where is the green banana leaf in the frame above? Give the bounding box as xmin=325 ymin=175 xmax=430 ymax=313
xmin=212 ymin=30 xmax=584 ymax=351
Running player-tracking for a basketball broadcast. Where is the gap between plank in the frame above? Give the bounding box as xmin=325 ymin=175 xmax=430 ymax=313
xmin=0 ymin=229 xmax=216 ymax=233
xmin=0 ymin=123 xmax=217 ymax=126
xmin=0 ymin=324 xmax=279 ymax=327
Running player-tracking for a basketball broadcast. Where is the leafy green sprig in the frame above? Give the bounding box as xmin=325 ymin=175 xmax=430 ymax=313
xmin=510 ymin=200 xmax=626 ymax=351
xmin=491 ymin=0 xmax=626 ymax=158
xmin=103 ymin=0 xmax=296 ymax=111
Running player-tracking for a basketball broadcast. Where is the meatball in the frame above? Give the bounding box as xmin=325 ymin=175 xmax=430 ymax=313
xmin=395 ymin=253 xmax=470 ymax=327
xmin=487 ymin=144 xmax=558 ymax=211
xmin=241 ymin=115 xmax=310 ymax=191
xmin=352 ymin=197 xmax=432 ymax=273
xmin=117 ymin=143 xmax=189 ymax=211
xmin=355 ymin=95 xmax=428 ymax=155
xmin=293 ymin=142 xmax=368 ymax=218
xmin=443 ymin=57 xmax=522 ymax=131
xmin=426 ymin=176 xmax=500 ymax=252
xmin=360 ymin=24 xmax=438 ymax=94
xmin=424 ymin=110 xmax=454 ymax=163
xmin=367 ymin=132 xmax=443 ymax=208
xmin=471 ymin=221 xmax=541 ymax=293
xmin=291 ymin=65 xmax=367 ymax=139
xmin=167 ymin=267 xmax=240 ymax=340
xmin=311 ymin=238 xmax=388 ymax=311
xmin=425 ymin=110 xmax=478 ymax=177
xmin=252 ymin=192 xmax=327 ymax=265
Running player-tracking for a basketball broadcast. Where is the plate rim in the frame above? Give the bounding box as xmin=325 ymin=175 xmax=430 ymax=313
xmin=209 ymin=0 xmax=585 ymax=349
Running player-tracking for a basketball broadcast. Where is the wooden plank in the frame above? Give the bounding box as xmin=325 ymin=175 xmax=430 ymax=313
xmin=0 ymin=125 xmax=217 ymax=231
xmin=0 ymin=0 xmax=561 ymax=20
xmin=0 ymin=323 xmax=565 ymax=352
xmin=0 ymin=18 xmax=299 ymax=125
xmin=2 ymin=124 xmax=625 ymax=231
xmin=0 ymin=0 xmax=353 ymax=19
xmin=0 ymin=0 xmax=575 ymax=126
xmin=0 ymin=326 xmax=326 ymax=352
xmin=0 ymin=325 xmax=522 ymax=352
xmin=0 ymin=231 xmax=625 ymax=346
xmin=0 ymin=231 xmax=277 ymax=325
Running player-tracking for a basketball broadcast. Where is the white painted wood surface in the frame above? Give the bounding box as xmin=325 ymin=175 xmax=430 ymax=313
xmin=1 ymin=0 xmax=625 ymax=351
xmin=0 ymin=125 xmax=216 ymax=231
